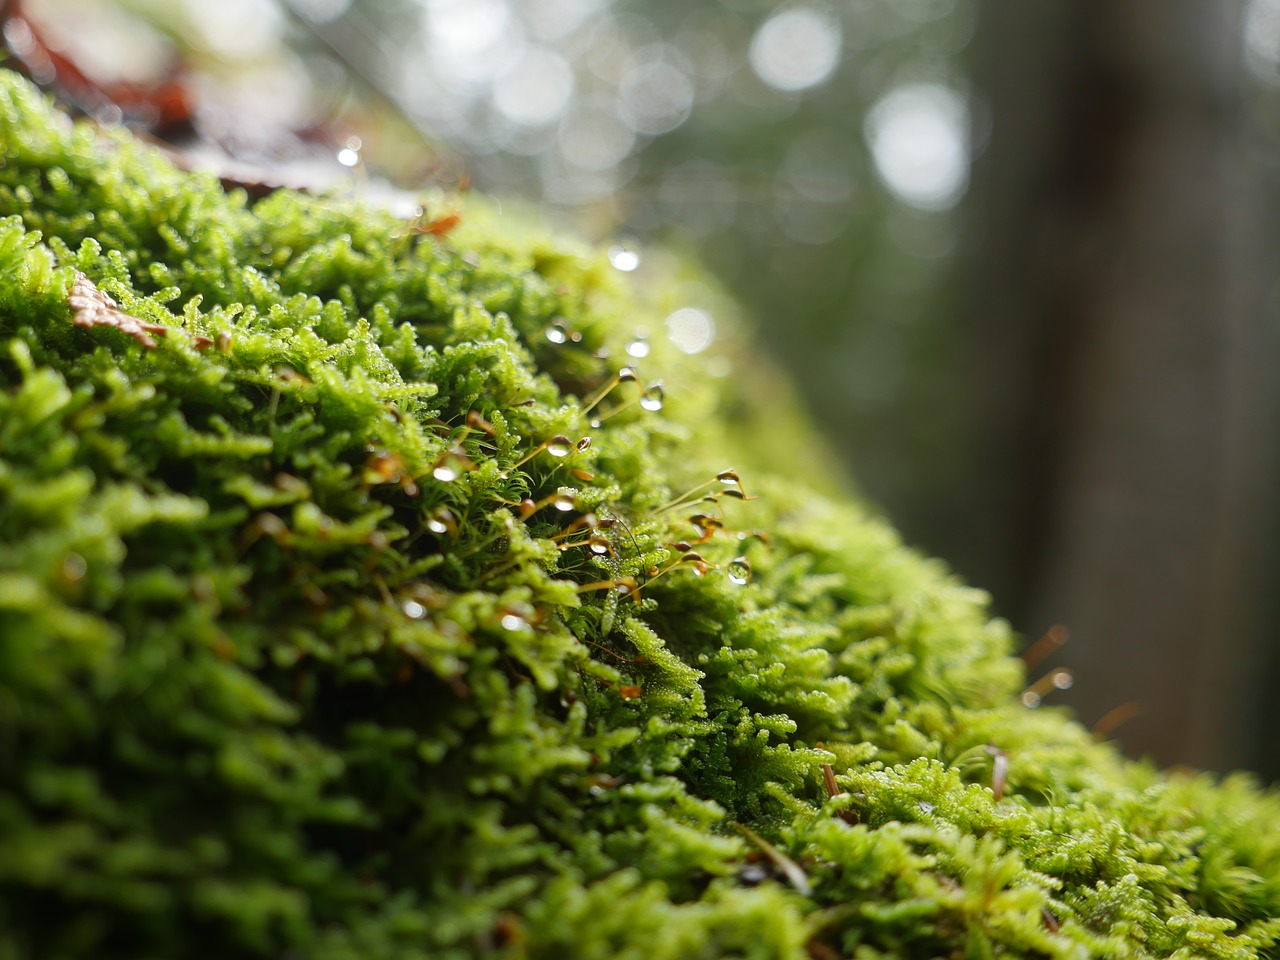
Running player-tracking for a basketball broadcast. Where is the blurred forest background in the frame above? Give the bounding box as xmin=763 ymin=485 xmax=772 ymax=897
xmin=6 ymin=0 xmax=1280 ymax=777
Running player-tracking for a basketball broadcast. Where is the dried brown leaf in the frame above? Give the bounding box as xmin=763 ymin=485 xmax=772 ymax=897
xmin=68 ymin=272 xmax=211 ymax=349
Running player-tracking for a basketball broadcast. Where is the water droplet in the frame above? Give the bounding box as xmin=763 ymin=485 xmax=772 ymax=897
xmin=553 ymin=492 xmax=576 ymax=512
xmin=545 ymin=435 xmax=573 ymax=458
xmin=433 ymin=462 xmax=460 ymax=482
xmin=689 ymin=514 xmax=721 ymax=533
xmin=588 ymin=537 xmax=610 ymax=555
xmin=589 ymin=785 xmax=604 ymax=796
xmin=589 ymin=419 xmax=603 ymax=430
xmin=717 ymin=469 xmax=741 ymax=485
xmin=617 ymin=367 xmax=638 ymax=383
xmin=640 ymin=383 xmax=664 ymax=412
xmin=575 ymin=437 xmax=592 ymax=452
xmin=337 ymin=135 xmax=362 ymax=168
xmin=1021 ymin=691 xmax=1042 ymax=708
xmin=1052 ymin=670 xmax=1074 ymax=691
xmin=727 ymin=557 xmax=752 ymax=585
xmin=402 ymin=600 xmax=426 ymax=619
xmin=500 ymin=611 xmax=529 ymax=631
xmin=426 ymin=507 xmax=457 ymax=535
xmin=625 ymin=336 xmax=650 ymax=358
xmin=545 ymin=321 xmax=568 ymax=344
xmin=607 ymin=245 xmax=640 ymax=272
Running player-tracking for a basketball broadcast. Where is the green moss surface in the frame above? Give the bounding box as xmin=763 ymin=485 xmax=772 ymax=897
xmin=2 ymin=68 xmax=1279 ymax=959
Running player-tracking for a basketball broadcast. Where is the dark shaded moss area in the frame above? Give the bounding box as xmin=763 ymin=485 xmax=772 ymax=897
xmin=1 ymin=70 xmax=1279 ymax=959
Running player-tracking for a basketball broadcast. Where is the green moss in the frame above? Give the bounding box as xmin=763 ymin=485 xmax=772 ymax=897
xmin=1 ymin=68 xmax=1278 ymax=959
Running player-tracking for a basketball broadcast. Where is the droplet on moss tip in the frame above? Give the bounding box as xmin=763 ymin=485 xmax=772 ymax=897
xmin=553 ymin=492 xmax=576 ymax=512
xmin=432 ymin=449 xmax=473 ymax=482
xmin=625 ymin=336 xmax=650 ymax=358
xmin=608 ymin=245 xmax=640 ymax=272
xmin=499 ymin=610 xmax=529 ymax=632
xmin=337 ymin=135 xmax=362 ymax=168
xmin=640 ymin=383 xmax=664 ymax=412
xmin=402 ymin=600 xmax=426 ymax=620
xmin=545 ymin=435 xmax=573 ymax=458
xmin=727 ymin=557 xmax=752 ymax=585
xmin=426 ymin=506 xmax=457 ymax=535
xmin=545 ymin=320 xmax=569 ymax=344
xmin=433 ymin=462 xmax=461 ymax=482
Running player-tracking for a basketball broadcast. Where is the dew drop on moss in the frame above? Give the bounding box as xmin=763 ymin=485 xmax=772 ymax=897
xmin=546 ymin=435 xmax=573 ymax=458
xmin=433 ymin=449 xmax=473 ymax=482
xmin=607 ymin=245 xmax=640 ymax=272
xmin=402 ymin=600 xmax=426 ymax=620
xmin=588 ymin=537 xmax=610 ymax=555
xmin=727 ymin=557 xmax=752 ymax=585
xmin=337 ymin=136 xmax=362 ymax=167
xmin=433 ymin=461 xmax=461 ymax=482
xmin=545 ymin=321 xmax=568 ymax=344
xmin=640 ymin=383 xmax=664 ymax=412
xmin=625 ymin=336 xmax=650 ymax=358
xmin=426 ymin=507 xmax=457 ymax=535
xmin=500 ymin=611 xmax=529 ymax=631
xmin=553 ymin=492 xmax=576 ymax=512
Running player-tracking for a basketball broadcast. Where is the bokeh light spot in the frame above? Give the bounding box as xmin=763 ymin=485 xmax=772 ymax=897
xmin=617 ymin=54 xmax=695 ymax=135
xmin=493 ymin=46 xmax=575 ymax=127
xmin=864 ymin=83 xmax=969 ymax=211
xmin=749 ymin=7 xmax=842 ymax=93
xmin=666 ymin=307 xmax=716 ymax=354
xmin=559 ymin=104 xmax=635 ymax=170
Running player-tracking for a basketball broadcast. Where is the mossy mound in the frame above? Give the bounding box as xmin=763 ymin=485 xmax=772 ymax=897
xmin=2 ymin=69 xmax=1279 ymax=959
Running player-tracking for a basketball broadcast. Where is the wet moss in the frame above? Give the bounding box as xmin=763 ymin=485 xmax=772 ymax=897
xmin=2 ymin=69 xmax=1279 ymax=959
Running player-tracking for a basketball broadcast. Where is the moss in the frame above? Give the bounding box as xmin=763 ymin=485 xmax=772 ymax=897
xmin=1 ymin=68 xmax=1278 ymax=959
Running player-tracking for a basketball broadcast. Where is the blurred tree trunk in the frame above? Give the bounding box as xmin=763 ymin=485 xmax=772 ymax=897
xmin=956 ymin=0 xmax=1278 ymax=771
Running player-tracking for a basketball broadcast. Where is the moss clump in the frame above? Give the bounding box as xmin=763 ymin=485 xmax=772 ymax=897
xmin=1 ymin=68 xmax=1279 ymax=959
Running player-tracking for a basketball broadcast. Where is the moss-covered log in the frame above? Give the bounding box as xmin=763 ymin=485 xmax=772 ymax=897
xmin=1 ymin=69 xmax=1278 ymax=959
